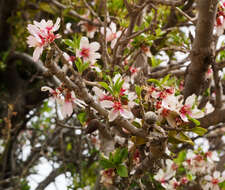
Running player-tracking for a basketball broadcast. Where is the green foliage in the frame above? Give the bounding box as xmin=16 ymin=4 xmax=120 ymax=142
xmin=190 ymin=126 xmax=207 ymax=136
xmin=100 ymin=148 xmax=129 ymax=177
xmin=77 ymin=111 xmax=87 ymax=125
xmin=219 ymin=180 xmax=225 ymax=190
xmin=116 ymin=164 xmax=128 ymax=177
xmin=74 ymin=57 xmax=89 ymax=74
xmin=20 ymin=179 xmax=30 ymax=190
xmin=174 ymin=150 xmax=186 ymax=164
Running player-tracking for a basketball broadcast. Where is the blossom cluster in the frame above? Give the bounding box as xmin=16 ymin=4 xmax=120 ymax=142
xmin=27 ymin=18 xmax=61 ymax=61
xmin=216 ymin=0 xmax=225 ymax=36
xmin=154 ymin=150 xmax=225 ymax=190
xmin=41 ymin=86 xmax=85 ymax=118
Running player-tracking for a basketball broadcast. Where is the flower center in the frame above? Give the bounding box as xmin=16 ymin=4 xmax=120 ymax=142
xmin=113 ymin=101 xmax=122 ymax=111
xmin=212 ymin=178 xmax=219 ymax=185
xmin=179 ymin=105 xmax=191 ymax=116
xmin=81 ymin=48 xmax=90 ymax=58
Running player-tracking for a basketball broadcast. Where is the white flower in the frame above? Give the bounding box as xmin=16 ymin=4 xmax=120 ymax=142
xmin=27 ymin=18 xmax=61 ymax=61
xmin=76 ymin=37 xmax=101 ymax=64
xmin=164 ymin=178 xmax=180 ymax=190
xmin=202 ymin=171 xmax=225 ymax=190
xmin=154 ymin=169 xmax=174 ymax=188
xmin=205 ymin=151 xmax=219 ymax=163
xmin=107 ymin=101 xmax=133 ymax=122
xmin=92 ymin=87 xmax=114 ymax=108
xmin=101 ymin=22 xmax=122 ymax=48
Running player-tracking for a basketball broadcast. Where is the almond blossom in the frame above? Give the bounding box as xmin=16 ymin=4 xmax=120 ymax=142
xmin=92 ymin=87 xmax=114 ymax=108
xmin=76 ymin=37 xmax=101 ymax=64
xmin=107 ymin=100 xmax=133 ymax=122
xmin=215 ymin=1 xmax=225 ymax=36
xmin=41 ymin=86 xmax=86 ymax=118
xmin=202 ymin=171 xmax=225 ymax=190
xmin=27 ymin=18 xmax=61 ymax=61
xmin=100 ymin=22 xmax=122 ymax=48
xmin=164 ymin=178 xmax=180 ymax=190
xmin=154 ymin=168 xmax=175 ymax=188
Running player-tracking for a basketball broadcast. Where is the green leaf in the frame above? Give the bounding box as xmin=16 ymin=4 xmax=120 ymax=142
xmin=161 ymin=74 xmax=170 ymax=85
xmin=135 ymin=85 xmax=142 ymax=98
xmin=63 ymin=39 xmax=75 ymax=48
xmin=116 ymin=164 xmax=128 ymax=177
xmin=147 ymin=78 xmax=161 ymax=87
xmin=67 ymin=143 xmax=72 ymax=152
xmin=39 ymin=2 xmax=56 ymax=14
xmin=113 ymin=148 xmax=128 ymax=164
xmin=219 ymin=180 xmax=225 ymax=190
xmin=174 ymin=150 xmax=186 ymax=164
xmin=187 ymin=115 xmax=200 ymax=126
xmin=191 ymin=127 xmax=207 ymax=136
xmin=77 ymin=112 xmax=87 ymax=125
xmin=98 ymin=82 xmax=113 ymax=94
xmin=100 ymin=157 xmax=114 ymax=169
xmin=186 ymin=173 xmax=196 ymax=181
xmin=176 ymin=132 xmax=194 ymax=145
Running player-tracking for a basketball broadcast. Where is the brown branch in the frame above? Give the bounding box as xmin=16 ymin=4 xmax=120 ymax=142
xmin=35 ymin=167 xmax=63 ymax=190
xmin=149 ymin=0 xmax=185 ymax=6
xmin=50 ymin=0 xmax=101 ymax=27
xmin=183 ymin=0 xmax=218 ymax=98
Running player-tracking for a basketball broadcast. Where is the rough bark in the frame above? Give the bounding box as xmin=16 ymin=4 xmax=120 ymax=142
xmin=183 ymin=0 xmax=217 ymax=98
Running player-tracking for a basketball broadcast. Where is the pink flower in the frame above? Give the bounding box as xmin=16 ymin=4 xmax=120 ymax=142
xmin=93 ymin=87 xmax=114 ymax=108
xmin=27 ymin=18 xmax=61 ymax=61
xmin=216 ymin=15 xmax=225 ymax=36
xmin=76 ymin=37 xmax=101 ymax=64
xmin=101 ymin=22 xmax=122 ymax=48
xmin=129 ymin=66 xmax=140 ymax=84
xmin=203 ymin=171 xmax=225 ymax=190
xmin=106 ymin=100 xmax=133 ymax=122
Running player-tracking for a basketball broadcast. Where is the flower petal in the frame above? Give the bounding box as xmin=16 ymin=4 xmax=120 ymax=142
xmin=80 ymin=37 xmax=89 ymax=49
xmin=108 ymin=110 xmax=119 ymax=122
xmin=90 ymin=42 xmax=100 ymax=52
xmin=33 ymin=46 xmax=43 ymax=61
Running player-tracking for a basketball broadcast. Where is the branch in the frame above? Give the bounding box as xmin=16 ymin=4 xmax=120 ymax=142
xmin=183 ymin=0 xmax=217 ymax=98
xmin=35 ymin=167 xmax=63 ymax=190
xmin=149 ymin=0 xmax=185 ymax=6
xmin=50 ymin=0 xmax=101 ymax=27
xmin=198 ymin=109 xmax=225 ymax=129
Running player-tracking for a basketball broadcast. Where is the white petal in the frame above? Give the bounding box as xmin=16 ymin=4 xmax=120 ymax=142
xmin=110 ymin=22 xmax=117 ymax=33
xmin=204 ymin=175 xmax=212 ymax=181
xmin=185 ymin=94 xmax=196 ymax=106
xmin=214 ymin=171 xmax=220 ymax=179
xmin=33 ymin=46 xmax=43 ymax=61
xmin=90 ymin=42 xmax=100 ymax=52
xmin=101 ymin=100 xmax=114 ymax=108
xmin=80 ymin=37 xmax=89 ymax=49
xmin=53 ymin=17 xmax=61 ymax=31
xmin=111 ymin=39 xmax=117 ymax=49
xmin=93 ymin=87 xmax=105 ymax=97
xmin=41 ymin=86 xmax=53 ymax=93
xmin=108 ymin=110 xmax=119 ymax=122
xmin=116 ymin=30 xmax=122 ymax=38
xmin=120 ymin=108 xmax=133 ymax=119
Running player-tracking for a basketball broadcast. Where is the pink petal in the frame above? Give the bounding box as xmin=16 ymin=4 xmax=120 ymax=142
xmin=120 ymin=109 xmax=133 ymax=119
xmin=108 ymin=109 xmax=119 ymax=122
xmin=101 ymin=100 xmax=114 ymax=108
xmin=53 ymin=17 xmax=61 ymax=31
xmin=33 ymin=46 xmax=43 ymax=61
xmin=61 ymin=101 xmax=73 ymax=118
